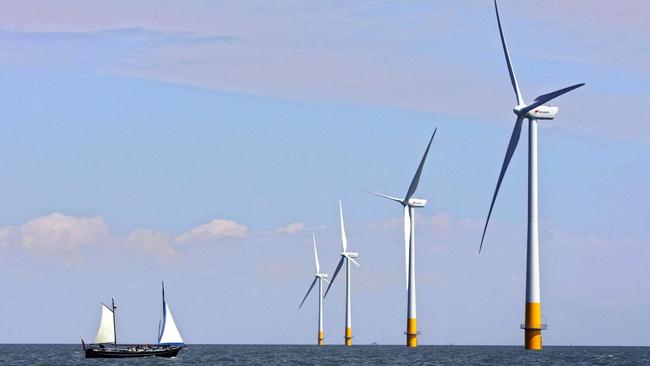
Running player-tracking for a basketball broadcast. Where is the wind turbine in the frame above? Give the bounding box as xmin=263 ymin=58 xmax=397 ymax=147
xmin=323 ymin=200 xmax=360 ymax=346
xmin=366 ymin=128 xmax=437 ymax=348
xmin=298 ymin=234 xmax=329 ymax=346
xmin=479 ymin=0 xmax=585 ymax=351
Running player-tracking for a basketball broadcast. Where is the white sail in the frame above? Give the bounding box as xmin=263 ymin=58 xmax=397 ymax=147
xmin=94 ymin=304 xmax=115 ymax=344
xmin=158 ymin=301 xmax=184 ymax=345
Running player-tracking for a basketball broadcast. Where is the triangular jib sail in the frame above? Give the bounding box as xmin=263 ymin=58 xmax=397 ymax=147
xmin=158 ymin=286 xmax=184 ymax=345
xmin=94 ymin=304 xmax=115 ymax=344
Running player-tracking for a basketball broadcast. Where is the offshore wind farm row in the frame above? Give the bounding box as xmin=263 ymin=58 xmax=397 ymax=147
xmin=4 ymin=0 xmax=649 ymax=362
xmin=298 ymin=1 xmax=584 ymax=350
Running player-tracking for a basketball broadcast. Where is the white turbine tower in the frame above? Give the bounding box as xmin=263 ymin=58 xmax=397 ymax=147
xmin=479 ymin=0 xmax=585 ymax=351
xmin=366 ymin=128 xmax=437 ymax=348
xmin=298 ymin=234 xmax=329 ymax=346
xmin=323 ymin=200 xmax=360 ymax=346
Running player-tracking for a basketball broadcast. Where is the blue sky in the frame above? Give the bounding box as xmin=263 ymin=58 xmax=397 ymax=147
xmin=0 ymin=1 xmax=648 ymax=346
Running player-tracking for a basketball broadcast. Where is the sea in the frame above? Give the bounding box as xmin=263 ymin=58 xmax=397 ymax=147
xmin=0 ymin=344 xmax=648 ymax=365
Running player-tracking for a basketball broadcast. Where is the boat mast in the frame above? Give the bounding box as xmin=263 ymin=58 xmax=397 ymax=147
xmin=162 ymin=282 xmax=166 ymax=323
xmin=111 ymin=297 xmax=117 ymax=346
xmin=160 ymin=282 xmax=165 ymax=343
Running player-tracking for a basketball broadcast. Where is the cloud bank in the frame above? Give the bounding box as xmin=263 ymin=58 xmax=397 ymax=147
xmin=175 ymin=219 xmax=248 ymax=243
xmin=0 ymin=213 xmax=256 ymax=262
xmin=125 ymin=228 xmax=176 ymax=260
xmin=273 ymin=222 xmax=305 ymax=235
xmin=0 ymin=212 xmax=108 ymax=260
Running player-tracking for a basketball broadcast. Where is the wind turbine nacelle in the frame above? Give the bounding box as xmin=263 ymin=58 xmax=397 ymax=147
xmin=407 ymin=198 xmax=427 ymax=207
xmin=318 ymin=273 xmax=328 ymax=279
xmin=345 ymin=252 xmax=359 ymax=258
xmin=526 ymin=105 xmax=558 ymax=120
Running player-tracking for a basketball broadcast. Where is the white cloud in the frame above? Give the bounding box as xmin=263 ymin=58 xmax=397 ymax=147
xmin=0 ymin=212 xmax=108 ymax=259
xmin=0 ymin=213 xmax=253 ymax=261
xmin=125 ymin=228 xmax=176 ymax=260
xmin=0 ymin=226 xmax=19 ymax=248
xmin=273 ymin=222 xmax=305 ymax=235
xmin=175 ymin=218 xmax=247 ymax=243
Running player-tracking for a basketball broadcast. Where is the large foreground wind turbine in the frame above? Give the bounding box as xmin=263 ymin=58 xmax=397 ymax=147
xmin=480 ymin=0 xmax=585 ymax=351
xmin=366 ymin=128 xmax=437 ymax=348
xmin=324 ymin=200 xmax=360 ymax=346
xmin=299 ymin=234 xmax=329 ymax=345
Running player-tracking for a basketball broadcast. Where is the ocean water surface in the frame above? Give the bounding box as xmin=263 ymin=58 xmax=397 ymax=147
xmin=0 ymin=344 xmax=648 ymax=365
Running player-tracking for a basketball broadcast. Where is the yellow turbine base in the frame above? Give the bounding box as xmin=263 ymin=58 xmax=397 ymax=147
xmin=318 ymin=331 xmax=324 ymax=346
xmin=524 ymin=302 xmax=542 ymax=350
xmin=406 ymin=318 xmax=417 ymax=348
xmin=345 ymin=327 xmax=352 ymax=346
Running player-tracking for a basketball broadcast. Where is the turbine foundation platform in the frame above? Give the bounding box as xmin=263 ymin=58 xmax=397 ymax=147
xmin=521 ymin=323 xmax=547 ymax=350
xmin=344 ymin=327 xmax=352 ymax=346
xmin=405 ymin=319 xmax=419 ymax=348
xmin=523 ymin=302 xmax=545 ymax=350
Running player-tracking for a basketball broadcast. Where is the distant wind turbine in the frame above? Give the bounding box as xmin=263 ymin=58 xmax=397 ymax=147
xmin=324 ymin=200 xmax=360 ymax=346
xmin=479 ymin=0 xmax=585 ymax=351
xmin=366 ymin=127 xmax=437 ymax=348
xmin=298 ymin=234 xmax=329 ymax=346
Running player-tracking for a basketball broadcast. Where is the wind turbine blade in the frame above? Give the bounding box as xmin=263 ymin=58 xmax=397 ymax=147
xmin=324 ymin=257 xmax=345 ymax=298
xmin=299 ymin=277 xmax=318 ymax=309
xmin=495 ymin=0 xmax=524 ymax=106
xmin=479 ymin=116 xmax=524 ymax=253
xmin=363 ymin=190 xmax=403 ymax=204
xmin=339 ymin=200 xmax=348 ymax=252
xmin=405 ymin=128 xmax=437 ymax=200
xmin=313 ymin=234 xmax=320 ymax=274
xmin=404 ymin=206 xmax=411 ymax=289
xmin=522 ymin=83 xmax=585 ymax=113
xmin=349 ymin=257 xmax=360 ymax=267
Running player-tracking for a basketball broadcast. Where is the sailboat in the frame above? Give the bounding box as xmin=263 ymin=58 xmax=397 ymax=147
xmin=82 ymin=283 xmax=185 ymax=358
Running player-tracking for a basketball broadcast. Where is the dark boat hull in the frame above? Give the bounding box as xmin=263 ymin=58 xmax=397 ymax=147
xmin=84 ymin=344 xmax=183 ymax=358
